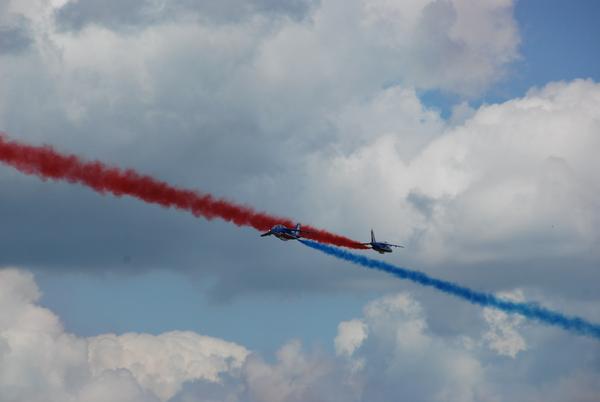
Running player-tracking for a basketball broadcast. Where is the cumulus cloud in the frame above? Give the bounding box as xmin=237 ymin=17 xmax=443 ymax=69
xmin=358 ymin=0 xmax=519 ymax=93
xmin=88 ymin=332 xmax=248 ymax=401
xmin=334 ymin=319 xmax=367 ymax=357
xmin=46 ymin=0 xmax=519 ymax=93
xmin=311 ymin=80 xmax=600 ymax=274
xmin=241 ymin=340 xmax=357 ymax=402
xmin=482 ymin=289 xmax=527 ymax=357
xmin=325 ymin=292 xmax=600 ymax=402
xmin=338 ymin=294 xmax=485 ymax=402
xmin=2 ymin=268 xmax=600 ymax=402
xmin=0 ymin=268 xmax=248 ymax=402
xmin=0 ymin=0 xmax=519 ymax=152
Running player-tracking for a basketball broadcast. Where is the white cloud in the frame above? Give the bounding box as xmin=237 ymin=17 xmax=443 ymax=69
xmin=0 ymin=0 xmax=520 ymax=145
xmin=249 ymin=0 xmax=518 ymax=103
xmin=242 ymin=340 xmax=344 ymax=402
xmin=482 ymin=290 xmax=527 ymax=358
xmin=77 ymin=370 xmax=158 ymax=402
xmin=311 ymin=79 xmax=600 ymax=268
xmin=0 ymin=268 xmax=248 ymax=402
xmin=2 ymin=268 xmax=600 ymax=402
xmin=334 ymin=319 xmax=367 ymax=357
xmin=358 ymin=0 xmax=519 ymax=94
xmin=345 ymin=293 xmax=485 ymax=402
xmin=88 ymin=332 xmax=248 ymax=401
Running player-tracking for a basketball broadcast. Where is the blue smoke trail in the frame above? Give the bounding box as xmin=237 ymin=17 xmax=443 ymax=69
xmin=300 ymin=239 xmax=600 ymax=340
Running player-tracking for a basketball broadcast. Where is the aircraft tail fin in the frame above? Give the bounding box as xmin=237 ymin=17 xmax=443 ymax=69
xmin=371 ymin=229 xmax=375 ymax=243
xmin=295 ymin=223 xmax=301 ymax=233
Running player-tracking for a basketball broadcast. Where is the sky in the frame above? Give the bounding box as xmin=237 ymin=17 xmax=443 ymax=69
xmin=1 ymin=1 xmax=600 ymax=401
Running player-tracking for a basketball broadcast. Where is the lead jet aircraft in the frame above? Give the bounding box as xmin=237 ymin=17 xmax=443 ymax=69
xmin=260 ymin=223 xmax=309 ymax=241
xmin=363 ymin=229 xmax=404 ymax=254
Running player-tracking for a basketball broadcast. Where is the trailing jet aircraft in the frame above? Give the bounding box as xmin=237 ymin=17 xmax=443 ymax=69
xmin=260 ymin=223 xmax=309 ymax=241
xmin=363 ymin=229 xmax=404 ymax=254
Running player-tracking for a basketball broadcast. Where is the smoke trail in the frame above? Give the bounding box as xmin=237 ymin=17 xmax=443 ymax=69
xmin=300 ymin=239 xmax=600 ymax=340
xmin=0 ymin=133 xmax=367 ymax=249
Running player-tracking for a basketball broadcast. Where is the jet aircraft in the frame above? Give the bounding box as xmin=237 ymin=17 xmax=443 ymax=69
xmin=260 ymin=223 xmax=309 ymax=241
xmin=363 ymin=229 xmax=404 ymax=254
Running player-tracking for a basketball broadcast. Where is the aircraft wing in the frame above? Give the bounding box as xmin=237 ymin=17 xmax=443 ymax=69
xmin=260 ymin=232 xmax=271 ymax=237
xmin=389 ymin=244 xmax=405 ymax=248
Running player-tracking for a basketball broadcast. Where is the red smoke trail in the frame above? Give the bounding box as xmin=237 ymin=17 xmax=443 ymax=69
xmin=0 ymin=133 xmax=368 ymax=249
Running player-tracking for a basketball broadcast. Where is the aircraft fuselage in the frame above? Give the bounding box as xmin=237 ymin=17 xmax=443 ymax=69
xmin=274 ymin=232 xmax=299 ymax=241
xmin=261 ymin=224 xmax=302 ymax=241
xmin=371 ymin=242 xmax=393 ymax=253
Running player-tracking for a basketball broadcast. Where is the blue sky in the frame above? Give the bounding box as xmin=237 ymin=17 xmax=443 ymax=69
xmin=37 ymin=269 xmax=378 ymax=353
xmin=2 ymin=1 xmax=600 ymax=401
xmin=421 ymin=0 xmax=600 ymax=118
